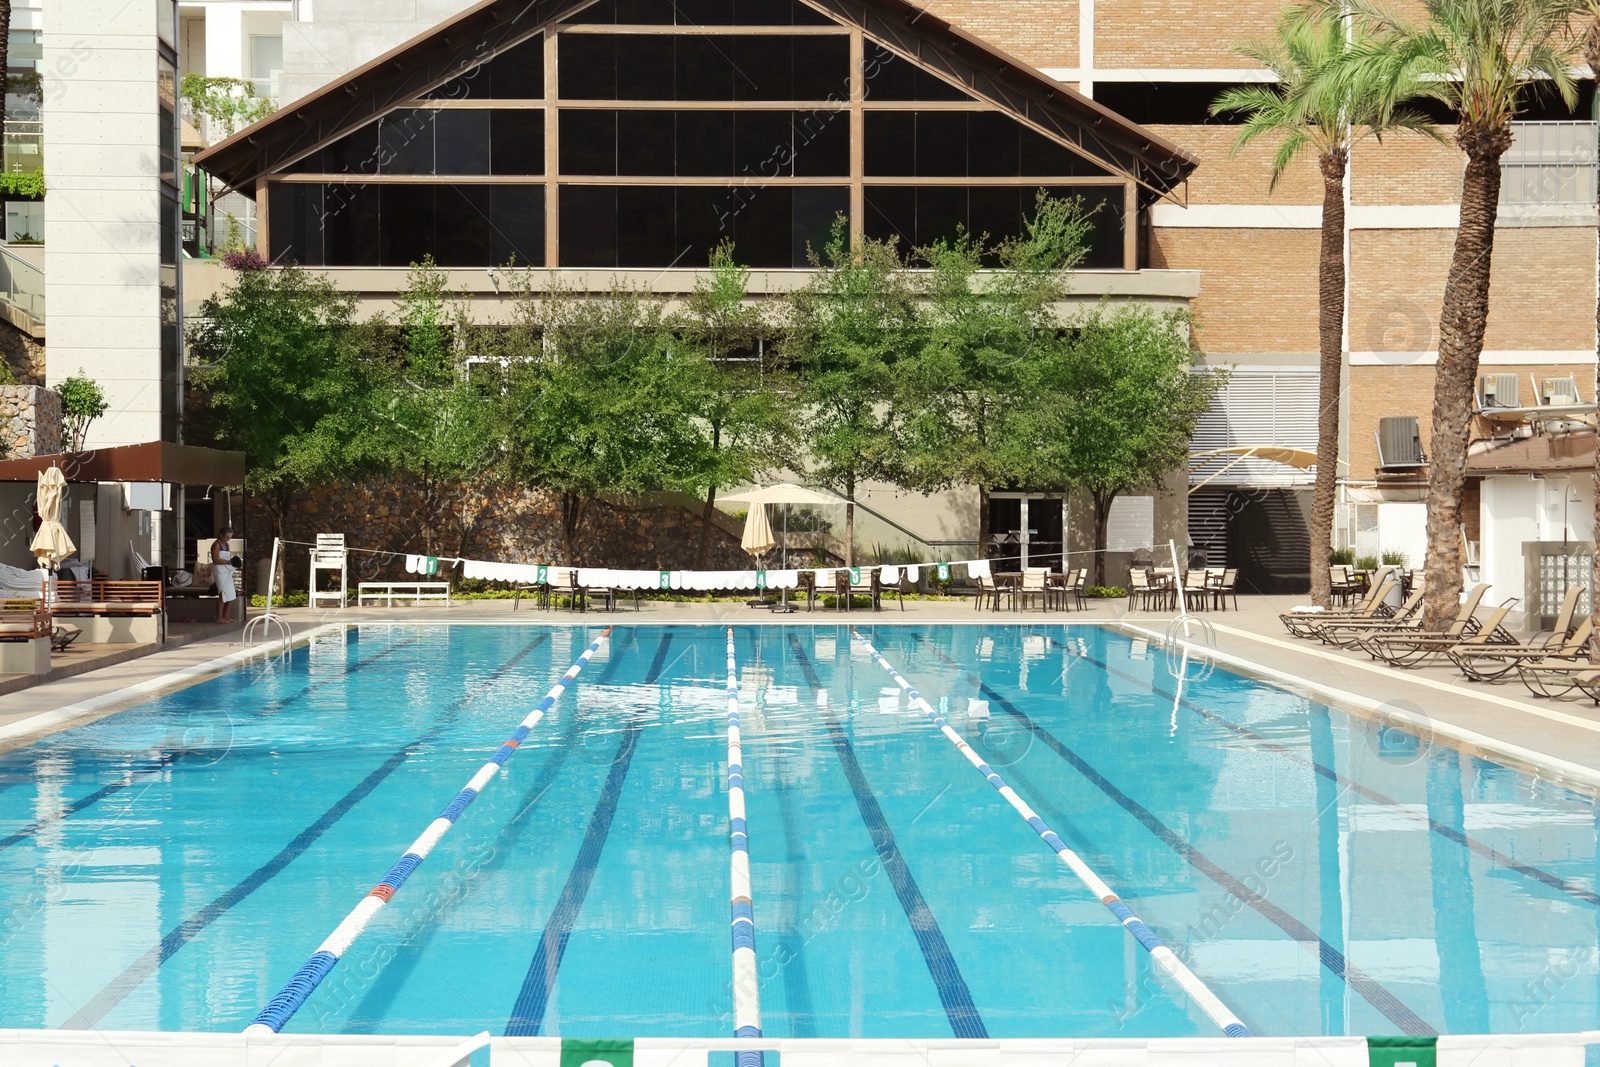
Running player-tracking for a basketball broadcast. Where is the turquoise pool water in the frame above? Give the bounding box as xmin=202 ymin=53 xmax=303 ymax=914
xmin=0 ymin=623 xmax=1595 ymax=1039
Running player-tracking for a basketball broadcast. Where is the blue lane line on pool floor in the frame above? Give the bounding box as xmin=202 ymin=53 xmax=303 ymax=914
xmin=0 ymin=632 xmax=431 ymax=853
xmin=905 ymin=635 xmax=1434 ymax=1037
xmin=59 ymin=632 xmax=555 ymax=1031
xmin=502 ymin=632 xmax=670 ymax=1037
xmin=786 ymin=632 xmax=989 ymax=1039
xmin=1070 ymin=634 xmax=1600 ymax=911
xmin=341 ymin=630 xmax=641 ymax=1032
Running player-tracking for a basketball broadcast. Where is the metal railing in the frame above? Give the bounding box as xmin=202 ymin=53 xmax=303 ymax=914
xmin=4 ymin=121 xmax=42 ymax=175
xmin=0 ymin=245 xmax=45 ymax=323
xmin=1501 ymin=121 xmax=1599 ymax=205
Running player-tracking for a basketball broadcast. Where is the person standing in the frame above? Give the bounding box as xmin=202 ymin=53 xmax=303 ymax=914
xmin=212 ymin=527 xmax=238 ymax=623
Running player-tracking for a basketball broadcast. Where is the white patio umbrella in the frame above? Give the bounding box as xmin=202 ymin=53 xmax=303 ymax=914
xmin=723 ymin=483 xmax=843 ymax=611
xmin=29 ymin=466 xmax=74 ymax=569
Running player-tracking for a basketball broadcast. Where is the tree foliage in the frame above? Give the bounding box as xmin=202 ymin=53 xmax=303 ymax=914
xmin=57 ymin=371 xmax=108 ymax=452
xmin=179 ymin=74 xmax=276 ymax=137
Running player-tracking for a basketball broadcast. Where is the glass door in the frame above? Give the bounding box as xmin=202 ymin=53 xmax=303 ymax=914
xmin=989 ymin=495 xmax=1065 ymax=571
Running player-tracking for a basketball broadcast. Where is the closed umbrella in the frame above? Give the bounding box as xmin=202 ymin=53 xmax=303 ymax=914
xmin=740 ymin=502 xmax=775 ymax=559
xmin=29 ymin=466 xmax=74 ymax=568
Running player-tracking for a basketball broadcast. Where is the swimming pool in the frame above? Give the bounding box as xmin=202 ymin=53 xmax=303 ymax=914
xmin=0 ymin=622 xmax=1595 ymax=1041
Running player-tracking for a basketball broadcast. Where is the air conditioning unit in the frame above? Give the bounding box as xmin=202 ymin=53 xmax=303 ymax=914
xmin=1480 ymin=373 xmax=1520 ymax=407
xmin=1542 ymin=377 xmax=1579 ymax=405
xmin=1376 ymin=416 xmax=1425 ymax=469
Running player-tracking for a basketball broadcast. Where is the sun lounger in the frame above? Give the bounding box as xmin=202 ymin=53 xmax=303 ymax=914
xmin=1449 ymin=616 xmax=1593 ymax=682
xmin=1308 ymin=586 xmax=1426 ymax=648
xmin=1281 ymin=576 xmax=1397 ymax=638
xmin=1361 ymin=598 xmax=1517 ymax=668
xmin=1353 ymin=584 xmax=1492 ymax=662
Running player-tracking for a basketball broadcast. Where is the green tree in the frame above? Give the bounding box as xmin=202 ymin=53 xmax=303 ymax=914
xmin=502 ymin=280 xmax=704 ymax=565
xmin=895 ymin=193 xmax=1092 ymax=560
xmin=187 ymin=264 xmax=376 ymax=537
xmin=1031 ymin=305 xmax=1226 ymax=585
xmin=677 ymin=241 xmax=797 ymax=566
xmin=1351 ymin=0 xmax=1580 ymax=629
xmin=369 ymin=258 xmax=504 ymax=557
xmin=57 ymin=371 xmax=108 ymax=451
xmin=1213 ymin=3 xmax=1440 ymax=607
xmin=783 ymin=220 xmax=917 ymax=566
xmin=179 ymin=74 xmax=276 ymax=137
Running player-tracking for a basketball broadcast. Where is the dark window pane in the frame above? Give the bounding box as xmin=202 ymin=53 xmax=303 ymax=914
xmin=491 ymin=109 xmax=546 ymax=174
xmin=618 ymin=110 xmax=675 ymax=175
xmin=676 ymin=37 xmax=735 ymax=99
xmin=379 ymin=184 xmax=435 ymax=266
xmin=676 ymin=185 xmax=728 ymax=265
xmin=1021 ymin=126 xmax=1107 ymax=176
xmin=489 ymin=35 xmax=545 ymax=99
xmin=492 ymin=185 xmax=545 ymax=266
xmin=915 ymin=112 xmax=966 ymax=177
xmin=322 ymin=181 xmax=379 ymax=265
xmin=734 ymin=185 xmax=789 ymax=267
xmin=559 ymin=35 xmax=616 ymax=98
xmin=791 ymin=109 xmax=849 ymax=176
xmin=792 ymin=186 xmax=846 ymax=267
xmin=789 ymin=0 xmax=835 ymax=25
xmin=381 ymin=109 xmax=436 ymax=175
xmin=676 ymin=110 xmax=733 ymax=175
xmin=733 ymin=36 xmax=791 ymax=101
xmin=613 ymin=0 xmax=673 ymax=23
xmin=915 ymin=186 xmax=967 ymax=248
xmin=791 ymin=36 xmax=849 ymax=100
xmin=284 ymin=146 xmax=322 ymax=173
xmin=967 ymin=111 xmax=1020 ymax=177
xmin=863 ymin=185 xmax=914 ymax=249
xmin=1049 ymin=185 xmax=1124 ymax=268
xmin=323 ymin=120 xmax=382 ymax=175
xmin=434 ymin=184 xmax=494 ymax=266
xmin=734 ymin=110 xmax=792 ymax=177
xmin=968 ymin=185 xmax=1021 ymax=255
xmin=616 ymin=36 xmax=675 ymax=98
xmin=559 ymin=185 xmax=617 ymax=267
xmin=268 ymin=183 xmax=324 ymax=265
xmin=582 ymin=0 xmax=620 ymax=22
xmin=618 ymin=185 xmax=676 ymax=266
xmin=676 ymin=0 xmax=735 ymax=23
xmin=559 ymin=109 xmax=616 ymax=174
xmin=435 ymin=109 xmax=491 ymax=175
xmin=864 ymin=112 xmax=913 ymax=176
xmin=735 ymin=0 xmax=795 ymax=25
xmin=864 ymin=43 xmax=914 ymax=100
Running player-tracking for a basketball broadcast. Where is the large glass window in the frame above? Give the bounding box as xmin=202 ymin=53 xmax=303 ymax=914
xmin=560 ymin=185 xmax=845 ymax=268
xmin=428 ymin=36 xmax=546 ymax=100
xmin=290 ymin=110 xmax=545 ymax=176
xmin=864 ymin=185 xmax=1125 ymax=267
xmin=559 ymin=109 xmax=848 ymax=176
xmin=865 ymin=111 xmax=1110 ymax=178
xmin=159 ymin=58 xmax=179 ymax=188
xmin=270 ymin=183 xmax=545 ymax=267
xmin=863 ymin=43 xmax=974 ymax=102
xmin=559 ymin=34 xmax=849 ymax=101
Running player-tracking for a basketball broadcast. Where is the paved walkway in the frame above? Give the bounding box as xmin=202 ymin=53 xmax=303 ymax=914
xmin=2 ymin=595 xmax=1598 ymax=792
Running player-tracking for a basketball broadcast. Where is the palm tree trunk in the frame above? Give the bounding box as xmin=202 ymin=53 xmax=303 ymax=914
xmin=1590 ymin=48 xmax=1600 ymax=660
xmin=1421 ymin=125 xmax=1512 ymax=632
xmin=1309 ymin=147 xmax=1349 ymax=609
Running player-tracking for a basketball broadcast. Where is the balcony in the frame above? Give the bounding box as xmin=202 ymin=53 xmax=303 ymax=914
xmin=4 ymin=121 xmax=42 ymax=176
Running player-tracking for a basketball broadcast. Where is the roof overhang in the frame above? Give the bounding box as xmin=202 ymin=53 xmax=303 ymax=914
xmin=0 ymin=443 xmax=247 ymax=485
xmin=1466 ymin=430 xmax=1597 ymax=475
xmin=193 ymin=0 xmax=1198 ymax=206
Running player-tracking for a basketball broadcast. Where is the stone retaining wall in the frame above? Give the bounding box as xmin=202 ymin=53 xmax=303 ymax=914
xmin=247 ymin=476 xmax=751 ymax=591
xmin=0 ymin=384 xmax=60 ymax=458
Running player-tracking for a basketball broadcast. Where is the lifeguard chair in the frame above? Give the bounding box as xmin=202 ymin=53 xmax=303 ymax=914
xmin=309 ymin=533 xmax=348 ymax=609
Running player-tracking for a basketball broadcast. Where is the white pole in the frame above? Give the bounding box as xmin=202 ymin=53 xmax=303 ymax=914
xmin=1169 ymin=538 xmax=1191 ymax=628
xmin=264 ymin=537 xmax=281 ymax=621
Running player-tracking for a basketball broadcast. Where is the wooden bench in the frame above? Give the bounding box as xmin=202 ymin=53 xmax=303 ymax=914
xmin=358 ymin=581 xmax=452 ymax=607
xmin=0 ymin=601 xmax=51 ymax=640
xmin=50 ymin=581 xmax=165 ymax=644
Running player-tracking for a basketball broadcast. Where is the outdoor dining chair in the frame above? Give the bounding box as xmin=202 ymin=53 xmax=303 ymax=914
xmin=1016 ymin=567 xmax=1050 ymax=611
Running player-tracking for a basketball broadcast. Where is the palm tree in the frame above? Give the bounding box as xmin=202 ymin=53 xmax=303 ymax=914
xmin=1351 ymin=0 xmax=1579 ymax=630
xmin=1212 ymin=3 xmax=1439 ymax=609
xmin=1575 ymin=5 xmax=1600 ymax=643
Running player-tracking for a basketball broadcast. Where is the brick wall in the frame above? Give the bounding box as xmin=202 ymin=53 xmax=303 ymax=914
xmin=1351 ymin=130 xmax=1464 ymax=206
xmin=1349 ymin=227 xmax=1596 ymax=356
xmin=911 ymin=0 xmax=1078 ymax=70
xmin=1093 ymin=0 xmax=1285 ymax=68
xmin=1149 ymin=227 xmax=1320 ymax=354
xmin=1148 ymin=125 xmax=1324 ymax=205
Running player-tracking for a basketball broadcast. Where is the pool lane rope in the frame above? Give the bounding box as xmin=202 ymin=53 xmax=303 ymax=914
xmin=244 ymin=627 xmax=614 ymax=1035
xmin=848 ymin=628 xmax=1255 ymax=1039
xmin=724 ymin=628 xmax=765 ymax=1067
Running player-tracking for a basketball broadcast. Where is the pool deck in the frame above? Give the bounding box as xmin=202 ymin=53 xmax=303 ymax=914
xmin=3 ymin=595 xmax=1600 ymax=791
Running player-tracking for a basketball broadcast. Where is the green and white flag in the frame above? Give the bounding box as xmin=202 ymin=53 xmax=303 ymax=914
xmin=659 ymin=570 xmax=672 ymax=589
xmin=560 ymin=1038 xmax=632 ymax=1067
xmin=536 ymin=565 xmax=549 ymax=585
xmin=424 ymin=556 xmax=439 ymax=576
xmin=849 ymin=567 xmax=861 ymax=584
xmin=756 ymin=570 xmax=768 ymax=590
xmin=937 ymin=562 xmax=951 ymax=581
